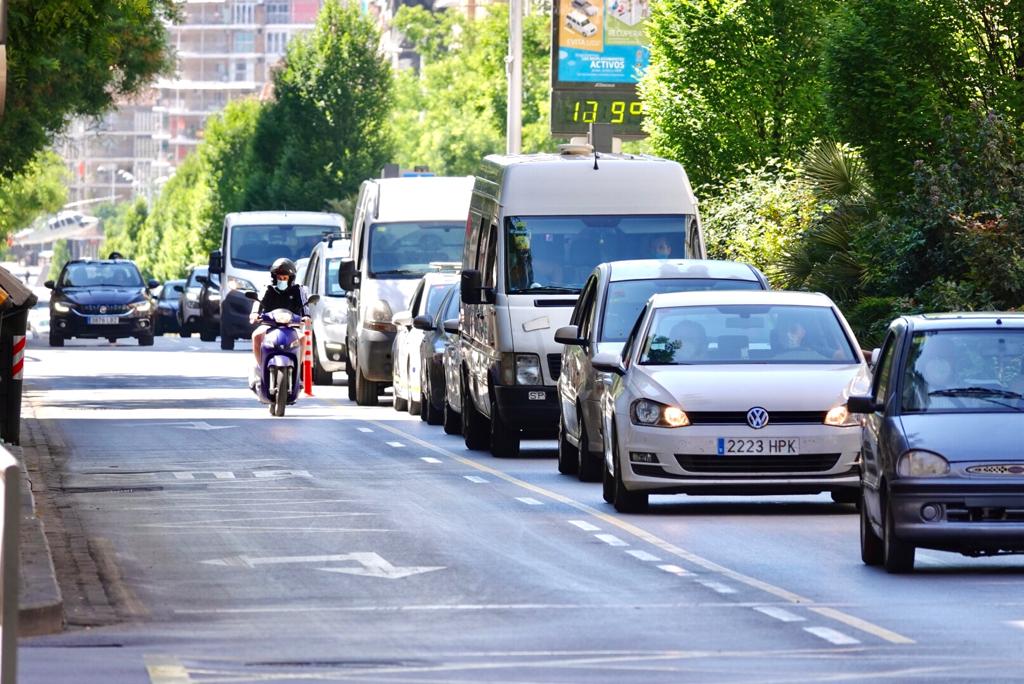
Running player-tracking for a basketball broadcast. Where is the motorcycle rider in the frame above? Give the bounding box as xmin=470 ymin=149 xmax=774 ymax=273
xmin=249 ymin=258 xmax=310 ymax=386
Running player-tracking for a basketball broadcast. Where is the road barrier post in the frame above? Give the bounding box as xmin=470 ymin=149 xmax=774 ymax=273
xmin=0 ymin=308 xmax=27 ymax=446
xmin=303 ymin=325 xmax=313 ymax=396
xmin=0 ymin=447 xmax=19 ymax=684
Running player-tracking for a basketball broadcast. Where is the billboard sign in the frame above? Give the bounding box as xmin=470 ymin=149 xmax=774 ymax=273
xmin=550 ymin=0 xmax=651 ymax=137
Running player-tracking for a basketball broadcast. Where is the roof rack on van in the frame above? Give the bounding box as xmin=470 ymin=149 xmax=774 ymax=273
xmin=428 ymin=261 xmax=461 ymax=273
xmin=559 ymin=142 xmax=595 ymax=156
xmin=320 ymin=230 xmax=346 ymax=246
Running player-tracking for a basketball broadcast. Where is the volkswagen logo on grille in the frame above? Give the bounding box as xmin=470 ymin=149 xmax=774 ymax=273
xmin=746 ymin=407 xmax=770 ymax=429
xmin=99 ymin=306 xmax=107 ymax=314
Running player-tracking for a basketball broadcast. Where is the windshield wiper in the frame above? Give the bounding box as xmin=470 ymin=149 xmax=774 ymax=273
xmin=231 ymin=258 xmax=267 ymax=269
xmin=522 ymin=286 xmax=581 ymax=294
xmin=929 ymin=387 xmax=1024 ymax=399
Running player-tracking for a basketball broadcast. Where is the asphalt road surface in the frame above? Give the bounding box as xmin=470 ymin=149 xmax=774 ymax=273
xmin=16 ymin=334 xmax=1024 ymax=683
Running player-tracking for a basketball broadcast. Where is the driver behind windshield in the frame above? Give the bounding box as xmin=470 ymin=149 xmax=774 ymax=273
xmin=248 ymin=258 xmax=309 ymax=386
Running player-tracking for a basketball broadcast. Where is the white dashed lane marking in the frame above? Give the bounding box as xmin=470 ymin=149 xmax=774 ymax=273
xmin=804 ymin=626 xmax=860 ymax=645
xmin=387 ymin=441 xmax=406 ymax=448
xmin=357 ymin=427 xmax=373 ymax=433
xmin=755 ymin=606 xmax=806 ymax=623
xmin=516 ymin=497 xmax=543 ymax=506
xmin=420 ymin=457 xmax=442 ymax=464
xmin=696 ymin=579 xmax=736 ymax=594
xmin=626 ymin=550 xmax=661 ymax=562
xmin=568 ymin=520 xmax=600 ymax=532
xmin=658 ymin=564 xmax=690 ymax=576
xmin=595 ymin=534 xmax=627 ymax=547
xmin=463 ymin=475 xmax=488 ymax=483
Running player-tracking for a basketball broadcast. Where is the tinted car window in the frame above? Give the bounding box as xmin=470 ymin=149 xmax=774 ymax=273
xmin=425 ymin=284 xmax=452 ymax=319
xmin=61 ymin=263 xmax=143 ymax=288
xmin=600 ymin=278 xmax=763 ymax=342
xmin=901 ymin=330 xmax=1024 ymax=413
xmin=638 ymin=304 xmax=857 ymax=365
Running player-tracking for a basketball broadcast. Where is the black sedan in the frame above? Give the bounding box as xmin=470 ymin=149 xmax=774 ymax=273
xmin=47 ymin=258 xmax=159 ymax=346
xmin=848 ymin=313 xmax=1024 ymax=573
xmin=414 ymin=283 xmax=459 ymax=425
xmin=155 ymin=279 xmax=186 ymax=335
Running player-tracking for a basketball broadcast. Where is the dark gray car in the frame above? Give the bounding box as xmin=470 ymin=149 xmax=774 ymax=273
xmin=848 ymin=313 xmax=1024 ymax=573
xmin=554 ymin=259 xmax=769 ymax=481
xmin=415 ymin=284 xmax=459 ymax=426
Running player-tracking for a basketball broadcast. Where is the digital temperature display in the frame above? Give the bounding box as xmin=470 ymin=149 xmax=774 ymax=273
xmin=550 ymin=89 xmax=646 ymax=137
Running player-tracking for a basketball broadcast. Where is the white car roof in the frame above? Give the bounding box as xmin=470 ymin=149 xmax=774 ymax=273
xmin=649 ymin=289 xmax=835 ymax=309
xmin=420 ymin=272 xmax=460 ymax=287
xmin=373 ymin=176 xmax=474 ymax=223
xmin=225 ymin=211 xmax=345 ymax=227
xmin=313 ymin=237 xmax=351 ymax=259
xmin=608 ymin=259 xmax=759 ymax=283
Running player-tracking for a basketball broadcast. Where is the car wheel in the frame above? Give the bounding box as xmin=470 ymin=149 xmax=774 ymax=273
xmin=199 ymin=326 xmax=216 ymax=342
xmin=346 ymin=362 xmax=356 ymax=401
xmin=577 ymin=412 xmax=602 ymax=482
xmin=882 ymin=499 xmax=915 ymax=573
xmin=489 ymin=401 xmax=520 ymax=458
xmin=138 ymin=334 xmax=154 ymax=347
xmin=355 ymin=367 xmax=379 ymax=406
xmin=220 ymin=333 xmax=235 ymax=351
xmin=311 ymin=336 xmax=333 ymax=385
xmin=557 ymin=415 xmax=579 ymax=475
xmin=831 ymin=489 xmax=858 ymax=505
xmin=461 ymin=372 xmax=489 ymax=450
xmin=48 ymin=332 xmax=64 ymax=348
xmin=860 ymin=489 xmax=884 ymax=566
xmin=443 ymin=401 xmax=461 ymax=435
xmin=612 ymin=436 xmax=647 ymax=513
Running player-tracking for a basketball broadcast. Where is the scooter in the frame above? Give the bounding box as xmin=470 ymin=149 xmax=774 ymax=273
xmin=245 ymin=292 xmax=319 ymax=417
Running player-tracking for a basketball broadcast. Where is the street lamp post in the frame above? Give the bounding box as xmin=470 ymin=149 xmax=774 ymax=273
xmin=506 ymin=0 xmax=523 ymax=154
xmin=96 ymin=165 xmax=116 ymax=203
xmin=1 ymin=0 xmax=8 ymax=118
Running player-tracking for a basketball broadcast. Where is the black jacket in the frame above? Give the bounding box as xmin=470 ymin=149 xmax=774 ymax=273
xmin=257 ymin=284 xmax=307 ymax=317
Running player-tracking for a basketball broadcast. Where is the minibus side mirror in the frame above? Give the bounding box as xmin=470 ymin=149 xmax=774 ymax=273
xmin=209 ymin=250 xmax=224 ymax=274
xmin=338 ymin=259 xmax=359 ymax=290
xmin=461 ymin=269 xmax=494 ymax=305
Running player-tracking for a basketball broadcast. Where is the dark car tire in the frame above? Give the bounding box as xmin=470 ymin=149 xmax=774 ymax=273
xmin=602 ymin=423 xmax=616 ymax=503
xmin=48 ymin=332 xmax=64 ymax=348
xmin=443 ymin=401 xmax=461 ymax=435
xmin=613 ymin=437 xmax=648 ymax=513
xmin=355 ymin=368 xmax=379 ymax=407
xmin=220 ymin=331 xmax=235 ymax=351
xmin=860 ymin=490 xmax=884 ymax=566
xmin=346 ymin=363 xmax=356 ymax=401
xmin=557 ymin=415 xmax=579 ymax=475
xmin=311 ymin=337 xmax=333 ymax=385
xmin=461 ymin=372 xmax=489 ymax=450
xmin=831 ymin=489 xmax=859 ymax=505
xmin=138 ymin=334 xmax=154 ymax=347
xmin=577 ymin=413 xmax=602 ymax=482
xmin=490 ymin=402 xmax=520 ymax=458
xmin=180 ymin=328 xmax=192 ymax=338
xmin=882 ymin=500 xmax=915 ymax=573
xmin=199 ymin=327 xmax=216 ymax=342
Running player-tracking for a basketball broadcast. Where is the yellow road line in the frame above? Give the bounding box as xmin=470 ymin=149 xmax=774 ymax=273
xmin=364 ymin=416 xmax=915 ymax=646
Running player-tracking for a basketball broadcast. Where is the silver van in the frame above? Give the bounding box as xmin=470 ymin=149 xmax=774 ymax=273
xmin=457 ymin=150 xmax=706 ymax=458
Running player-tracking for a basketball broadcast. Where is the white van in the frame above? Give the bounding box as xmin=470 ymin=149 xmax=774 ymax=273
xmin=302 ymin=233 xmax=351 ymax=385
xmin=208 ymin=211 xmax=346 ymax=350
xmin=566 ymin=10 xmax=597 ymax=37
xmin=338 ymin=176 xmax=474 ymax=405
xmin=458 ymin=150 xmax=706 ymax=458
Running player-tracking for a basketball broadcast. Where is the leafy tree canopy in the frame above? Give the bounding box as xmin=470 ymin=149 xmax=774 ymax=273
xmin=0 ymin=151 xmax=68 ymax=234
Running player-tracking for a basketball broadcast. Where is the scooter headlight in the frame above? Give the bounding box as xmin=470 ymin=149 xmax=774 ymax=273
xmin=272 ymin=309 xmax=294 ymax=325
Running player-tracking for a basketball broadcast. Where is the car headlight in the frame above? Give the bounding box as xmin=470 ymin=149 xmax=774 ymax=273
xmin=897 ymin=450 xmax=950 ymax=477
xmin=824 ymin=404 xmax=860 ymax=427
xmin=131 ymin=300 xmax=153 ymax=314
xmin=363 ymin=299 xmax=395 ymax=333
xmin=226 ymin=276 xmax=256 ymax=292
xmin=499 ymin=352 xmax=542 ymax=385
xmin=630 ymin=399 xmax=690 ymax=428
xmin=53 ymin=301 xmax=71 ymax=313
xmin=272 ymin=309 xmax=294 ymax=325
xmin=186 ymin=292 xmax=199 ymax=303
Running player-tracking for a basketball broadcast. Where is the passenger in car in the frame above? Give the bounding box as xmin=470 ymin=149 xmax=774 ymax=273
xmin=670 ymin=320 xmax=708 ymax=362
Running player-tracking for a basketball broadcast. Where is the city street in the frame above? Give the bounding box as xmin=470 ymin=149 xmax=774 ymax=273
xmin=16 ymin=336 xmax=1024 ymax=683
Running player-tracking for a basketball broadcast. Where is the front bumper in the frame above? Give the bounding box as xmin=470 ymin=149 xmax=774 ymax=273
xmin=889 ymin=479 xmax=1024 ymax=553
xmin=220 ymin=289 xmax=256 ymax=340
xmin=51 ymin=311 xmax=154 ymax=339
xmin=618 ymin=423 xmax=861 ymax=495
xmin=493 ymin=385 xmax=559 ymax=436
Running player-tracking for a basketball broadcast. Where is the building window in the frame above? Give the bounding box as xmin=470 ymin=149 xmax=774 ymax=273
xmin=232 ymin=1 xmax=255 ymax=24
xmin=267 ymin=31 xmax=289 ymax=55
xmin=234 ymin=31 xmax=255 ymax=53
xmin=267 ymin=1 xmax=290 ymax=24
xmin=234 ymin=61 xmax=252 ymax=82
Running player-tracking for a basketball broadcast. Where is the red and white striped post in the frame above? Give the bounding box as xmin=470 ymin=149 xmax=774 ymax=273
xmin=10 ymin=335 xmax=23 ymax=382
xmin=303 ymin=324 xmax=313 ymax=396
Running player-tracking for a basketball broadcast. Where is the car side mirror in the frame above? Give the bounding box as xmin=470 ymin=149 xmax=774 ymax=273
xmin=195 ymin=275 xmax=209 ymax=286
xmin=148 ymin=279 xmax=160 ymax=290
xmin=847 ymin=395 xmax=881 ymax=414
xmin=413 ymin=315 xmax=434 ymax=331
xmin=244 ymin=290 xmax=259 ymax=301
xmin=307 ymin=294 xmax=320 ymax=306
xmin=44 ymin=280 xmax=54 ymax=290
xmin=392 ymin=310 xmax=413 ymax=328
xmin=173 ymin=284 xmax=184 ymax=293
xmin=338 ymin=259 xmax=358 ymax=291
xmin=869 ymin=348 xmax=881 ymax=368
xmin=461 ymin=269 xmax=494 ymax=305
xmin=555 ymin=325 xmax=585 ymax=346
xmin=208 ymin=250 xmax=223 ymax=274
xmin=442 ymin=318 xmax=459 ymax=334
xmin=592 ymin=351 xmax=625 ymax=376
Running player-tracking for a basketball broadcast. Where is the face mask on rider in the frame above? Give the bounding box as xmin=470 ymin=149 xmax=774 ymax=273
xmin=275 ymin=279 xmax=289 ymax=291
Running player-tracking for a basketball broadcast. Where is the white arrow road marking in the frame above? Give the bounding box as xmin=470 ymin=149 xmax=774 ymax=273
xmin=174 ymin=471 xmax=234 ymax=480
xmin=128 ymin=421 xmax=236 ymax=431
xmin=202 ymin=552 xmax=444 ymax=579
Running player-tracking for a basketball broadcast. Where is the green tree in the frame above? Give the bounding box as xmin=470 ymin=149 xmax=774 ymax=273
xmin=642 ymin=0 xmax=837 ymax=187
xmin=100 ymin=198 xmax=149 ymax=264
xmin=0 ymin=152 xmax=68 ymax=234
xmin=392 ymin=4 xmax=554 ymax=175
xmin=1 ymin=0 xmax=176 ymax=177
xmin=200 ymin=98 xmax=262 ymax=249
xmin=247 ymin=0 xmax=394 ymax=209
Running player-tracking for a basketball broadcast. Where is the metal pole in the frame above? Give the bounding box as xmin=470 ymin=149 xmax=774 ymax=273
xmin=505 ymin=0 xmax=523 ymax=154
xmin=0 ymin=447 xmax=20 ymax=684
xmin=110 ymin=169 xmax=116 ymax=203
xmin=0 ymin=0 xmax=8 ymax=118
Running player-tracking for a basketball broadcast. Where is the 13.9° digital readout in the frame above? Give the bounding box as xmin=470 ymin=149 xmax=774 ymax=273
xmin=550 ymin=90 xmax=646 ymax=137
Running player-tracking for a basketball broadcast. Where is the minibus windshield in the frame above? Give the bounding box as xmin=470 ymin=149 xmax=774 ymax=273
xmin=505 ymin=215 xmax=690 ymax=294
xmin=229 ymin=224 xmax=335 ymax=270
xmin=368 ymin=221 xmax=464 ymax=278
